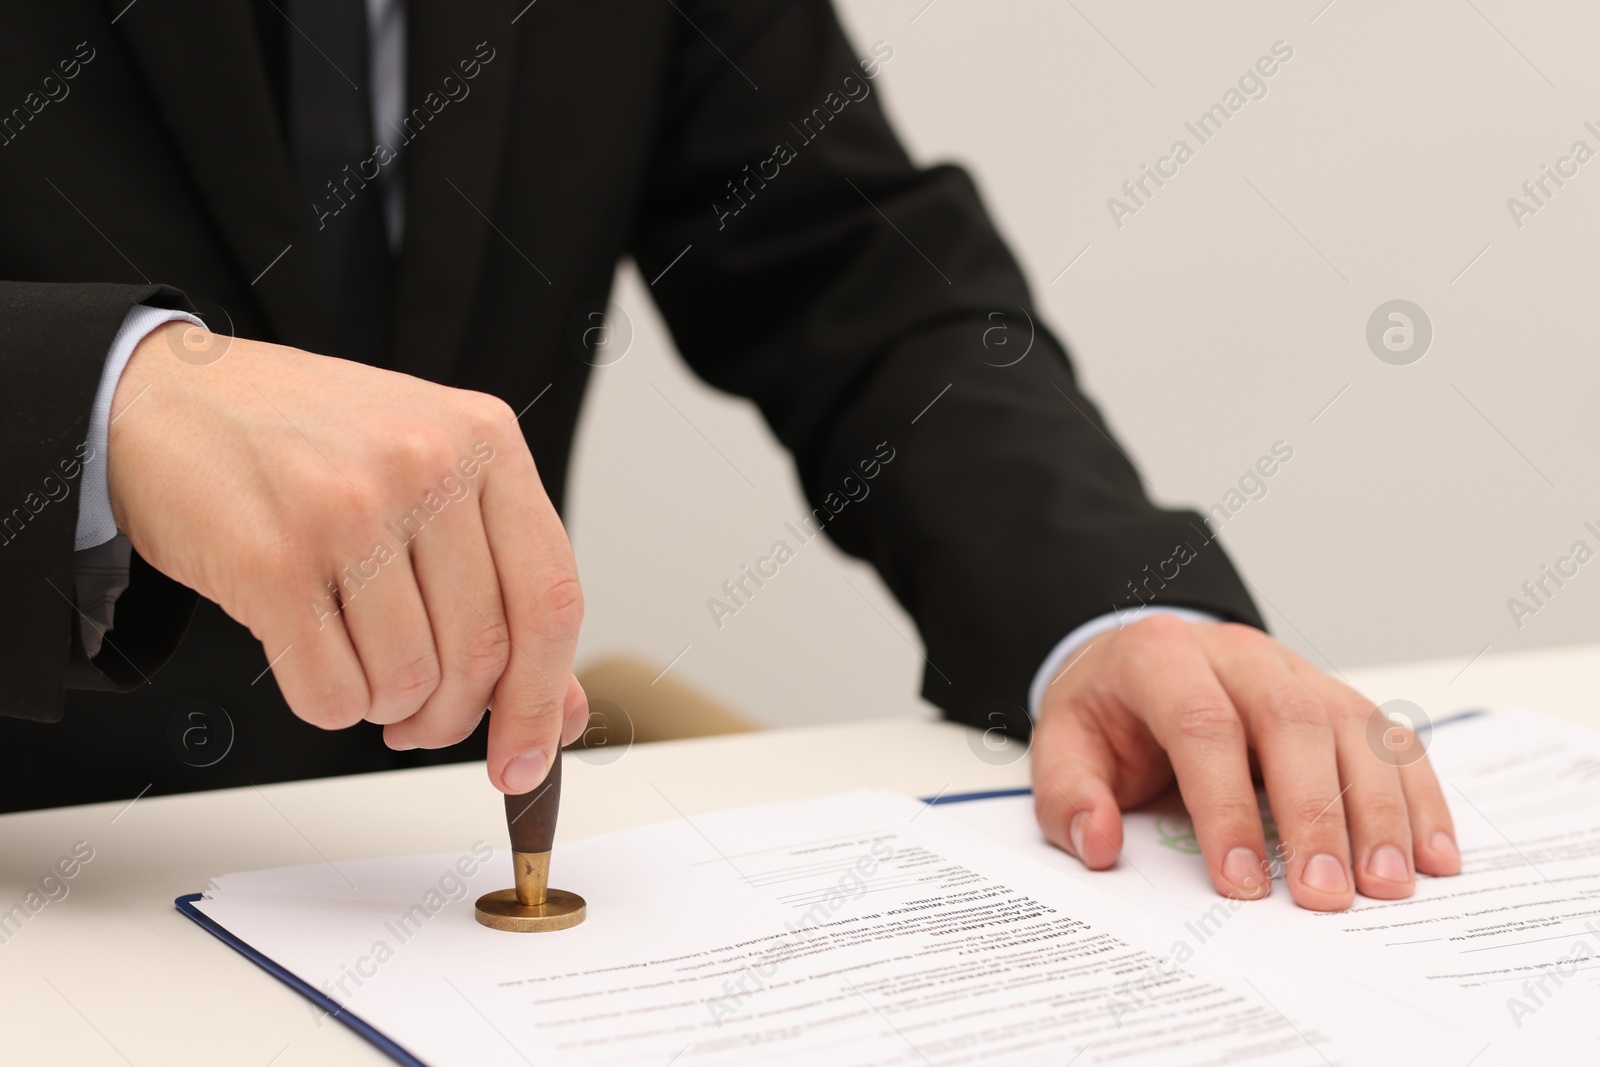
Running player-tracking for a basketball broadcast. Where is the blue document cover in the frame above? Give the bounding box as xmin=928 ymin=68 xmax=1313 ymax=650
xmin=175 ymin=892 xmax=428 ymax=1067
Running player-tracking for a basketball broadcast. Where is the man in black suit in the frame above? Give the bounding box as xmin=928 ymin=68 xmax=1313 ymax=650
xmin=0 ymin=0 xmax=1458 ymax=910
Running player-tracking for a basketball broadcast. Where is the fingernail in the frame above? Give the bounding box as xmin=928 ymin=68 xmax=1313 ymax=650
xmin=1368 ymin=844 xmax=1410 ymax=883
xmin=1068 ymin=813 xmax=1088 ymax=861
xmin=1430 ymin=831 xmax=1461 ymax=867
xmin=503 ymin=749 xmax=550 ymax=794
xmin=1223 ymin=846 xmax=1264 ymax=893
xmin=1302 ymin=853 xmax=1349 ymax=893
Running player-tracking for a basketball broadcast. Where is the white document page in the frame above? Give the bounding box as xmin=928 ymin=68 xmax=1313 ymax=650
xmin=190 ymin=790 xmax=1460 ymax=1066
xmin=935 ymin=708 xmax=1600 ymax=1063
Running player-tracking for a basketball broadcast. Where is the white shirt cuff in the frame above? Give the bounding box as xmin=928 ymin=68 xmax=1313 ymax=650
xmin=76 ymin=305 xmax=204 ymax=551
xmin=1027 ymin=606 xmax=1221 ymax=718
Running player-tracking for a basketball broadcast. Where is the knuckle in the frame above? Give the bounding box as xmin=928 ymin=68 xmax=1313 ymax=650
xmin=389 ymin=424 xmax=455 ymax=475
xmin=455 ymin=391 xmax=522 ymax=454
xmin=318 ymin=476 xmax=382 ymax=535
xmin=461 ymin=390 xmax=517 ymax=429
xmin=382 ymin=650 xmax=443 ymax=703
xmin=1217 ymin=621 xmax=1269 ymax=648
xmin=455 ymin=622 xmax=512 ymax=680
xmin=1353 ymin=793 xmax=1409 ymax=831
xmin=1204 ymin=797 xmax=1265 ymax=832
xmin=1172 ymin=699 xmax=1243 ymax=743
xmin=255 ymin=531 xmax=315 ymax=580
xmin=1329 ymin=693 xmax=1377 ymax=729
xmin=1257 ymin=686 xmax=1329 ymax=734
xmin=1126 ymin=613 xmax=1192 ymax=645
xmin=1291 ymin=796 xmax=1347 ymax=831
xmin=529 ymin=575 xmax=584 ymax=641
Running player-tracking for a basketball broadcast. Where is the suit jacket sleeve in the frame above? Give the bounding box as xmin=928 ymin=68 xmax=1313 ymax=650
xmin=0 ymin=281 xmax=198 ymax=721
xmin=630 ymin=0 xmax=1264 ymax=732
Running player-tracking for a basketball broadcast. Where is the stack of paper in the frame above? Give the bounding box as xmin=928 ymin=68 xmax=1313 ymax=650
xmin=939 ymin=708 xmax=1600 ymax=1063
xmin=183 ymin=708 xmax=1600 ymax=1066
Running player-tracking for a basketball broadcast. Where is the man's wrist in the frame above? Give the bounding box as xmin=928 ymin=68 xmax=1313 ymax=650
xmin=113 ymin=319 xmax=199 ymax=417
xmin=1027 ymin=606 xmax=1222 ymax=719
xmin=79 ymin=306 xmax=205 ymax=552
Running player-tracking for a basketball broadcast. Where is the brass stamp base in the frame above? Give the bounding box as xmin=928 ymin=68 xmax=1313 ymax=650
xmin=473 ymin=887 xmax=587 ymax=933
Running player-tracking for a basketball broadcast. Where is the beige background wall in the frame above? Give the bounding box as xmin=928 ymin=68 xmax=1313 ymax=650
xmin=564 ymin=1 xmax=1600 ymax=728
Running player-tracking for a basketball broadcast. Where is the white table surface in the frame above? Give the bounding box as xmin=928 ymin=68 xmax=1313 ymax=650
xmin=3 ymin=640 xmax=1597 ymax=1066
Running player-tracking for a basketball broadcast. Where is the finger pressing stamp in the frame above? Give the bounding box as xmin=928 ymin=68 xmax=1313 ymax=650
xmin=475 ymin=748 xmax=586 ymax=933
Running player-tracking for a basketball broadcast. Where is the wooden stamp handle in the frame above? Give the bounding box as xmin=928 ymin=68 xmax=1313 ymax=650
xmin=504 ymin=748 xmax=562 ymax=854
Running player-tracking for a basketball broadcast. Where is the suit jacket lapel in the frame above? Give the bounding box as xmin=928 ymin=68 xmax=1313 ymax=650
xmin=387 ymin=0 xmax=518 ymax=381
xmin=110 ymin=0 xmax=328 ymax=349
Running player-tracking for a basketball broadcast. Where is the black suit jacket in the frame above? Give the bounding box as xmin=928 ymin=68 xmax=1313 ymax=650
xmin=0 ymin=0 xmax=1262 ymax=810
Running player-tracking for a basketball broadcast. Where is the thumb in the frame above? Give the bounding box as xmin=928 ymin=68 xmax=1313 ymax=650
xmin=1032 ymin=714 xmax=1124 ymax=870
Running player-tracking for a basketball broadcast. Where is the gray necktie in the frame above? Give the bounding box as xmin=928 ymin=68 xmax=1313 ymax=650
xmin=288 ymin=0 xmax=394 ymax=363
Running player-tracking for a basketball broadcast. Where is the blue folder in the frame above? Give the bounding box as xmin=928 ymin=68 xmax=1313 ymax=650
xmin=176 ymin=891 xmax=430 ymax=1067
